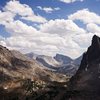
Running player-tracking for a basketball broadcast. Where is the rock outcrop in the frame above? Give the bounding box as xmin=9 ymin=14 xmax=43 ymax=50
xmin=69 ymin=35 xmax=100 ymax=92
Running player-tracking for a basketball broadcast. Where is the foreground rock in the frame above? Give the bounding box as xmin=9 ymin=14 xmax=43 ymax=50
xmin=70 ymin=35 xmax=100 ymax=92
xmin=57 ymin=35 xmax=100 ymax=100
xmin=50 ymin=35 xmax=100 ymax=100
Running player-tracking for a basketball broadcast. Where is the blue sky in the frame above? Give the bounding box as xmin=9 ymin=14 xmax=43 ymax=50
xmin=0 ymin=0 xmax=100 ymax=37
xmin=0 ymin=0 xmax=99 ymax=19
xmin=0 ymin=0 xmax=100 ymax=58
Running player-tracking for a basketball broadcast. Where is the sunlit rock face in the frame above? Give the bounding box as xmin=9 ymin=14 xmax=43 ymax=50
xmin=70 ymin=35 xmax=100 ymax=92
xmin=0 ymin=45 xmax=67 ymax=84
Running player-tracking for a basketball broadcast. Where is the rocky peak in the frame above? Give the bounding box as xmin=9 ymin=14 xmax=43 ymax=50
xmin=54 ymin=53 xmax=73 ymax=64
xmin=92 ymin=35 xmax=100 ymax=48
xmin=80 ymin=35 xmax=100 ymax=68
xmin=69 ymin=35 xmax=100 ymax=91
xmin=0 ymin=45 xmax=13 ymax=64
xmin=0 ymin=45 xmax=12 ymax=56
xmin=87 ymin=35 xmax=100 ymax=62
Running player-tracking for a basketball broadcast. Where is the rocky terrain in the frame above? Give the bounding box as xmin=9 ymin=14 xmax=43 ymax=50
xmin=58 ymin=35 xmax=100 ymax=100
xmin=36 ymin=55 xmax=61 ymax=70
xmin=1 ymin=35 xmax=100 ymax=100
xmin=69 ymin=35 xmax=100 ymax=91
xmin=0 ymin=45 xmax=68 ymax=86
xmin=26 ymin=52 xmax=82 ymax=76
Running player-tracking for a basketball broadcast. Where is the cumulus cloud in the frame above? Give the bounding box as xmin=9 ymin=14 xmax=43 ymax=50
xmin=59 ymin=0 xmax=84 ymax=3
xmin=40 ymin=19 xmax=86 ymax=35
xmin=0 ymin=0 xmax=100 ymax=58
xmin=4 ymin=0 xmax=47 ymax=23
xmin=4 ymin=20 xmax=38 ymax=36
xmin=37 ymin=6 xmax=60 ymax=13
xmin=72 ymin=33 xmax=94 ymax=48
xmin=87 ymin=23 xmax=100 ymax=33
xmin=68 ymin=9 xmax=100 ymax=24
xmin=0 ymin=11 xmax=15 ymax=25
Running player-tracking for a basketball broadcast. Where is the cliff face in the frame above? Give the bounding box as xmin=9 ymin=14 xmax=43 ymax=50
xmin=70 ymin=35 xmax=100 ymax=91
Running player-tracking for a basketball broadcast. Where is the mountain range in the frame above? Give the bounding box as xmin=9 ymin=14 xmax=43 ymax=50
xmin=26 ymin=52 xmax=82 ymax=76
xmin=1 ymin=34 xmax=100 ymax=100
xmin=0 ymin=45 xmax=69 ymax=86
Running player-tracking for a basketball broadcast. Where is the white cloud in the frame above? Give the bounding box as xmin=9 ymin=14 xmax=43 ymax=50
xmin=4 ymin=20 xmax=38 ymax=36
xmin=54 ymin=7 xmax=60 ymax=10
xmin=0 ymin=36 xmax=6 ymax=47
xmin=0 ymin=13 xmax=93 ymax=58
xmin=37 ymin=6 xmax=60 ymax=13
xmin=68 ymin=9 xmax=100 ymax=24
xmin=40 ymin=19 xmax=86 ymax=36
xmin=59 ymin=0 xmax=84 ymax=3
xmin=72 ymin=33 xmax=94 ymax=48
xmin=0 ymin=11 xmax=15 ymax=25
xmin=4 ymin=0 xmax=47 ymax=23
xmin=1 ymin=17 xmax=86 ymax=58
xmin=0 ymin=0 xmax=100 ymax=59
xmin=22 ymin=15 xmax=47 ymax=23
xmin=87 ymin=23 xmax=100 ymax=33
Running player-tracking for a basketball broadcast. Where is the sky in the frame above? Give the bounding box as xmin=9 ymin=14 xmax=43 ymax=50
xmin=0 ymin=0 xmax=100 ymax=59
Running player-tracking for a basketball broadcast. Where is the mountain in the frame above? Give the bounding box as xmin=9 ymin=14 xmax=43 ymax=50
xmin=2 ymin=35 xmax=99 ymax=100
xmin=36 ymin=55 xmax=61 ymax=70
xmin=11 ymin=50 xmax=31 ymax=61
xmin=0 ymin=46 xmax=43 ymax=81
xmin=54 ymin=53 xmax=73 ymax=64
xmin=69 ymin=35 xmax=100 ymax=92
xmin=35 ymin=54 xmax=80 ymax=75
xmin=53 ymin=54 xmax=82 ymax=75
xmin=73 ymin=55 xmax=82 ymax=66
xmin=25 ymin=53 xmax=81 ymax=76
xmin=56 ymin=63 xmax=78 ymax=76
xmin=0 ymin=45 xmax=67 ymax=84
xmin=25 ymin=52 xmax=38 ymax=59
xmin=52 ymin=35 xmax=100 ymax=100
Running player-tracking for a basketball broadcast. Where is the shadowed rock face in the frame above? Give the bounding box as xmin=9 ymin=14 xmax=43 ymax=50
xmin=70 ymin=35 xmax=100 ymax=92
xmin=54 ymin=54 xmax=73 ymax=64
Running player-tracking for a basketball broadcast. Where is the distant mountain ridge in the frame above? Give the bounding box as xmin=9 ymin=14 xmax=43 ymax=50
xmin=25 ymin=52 xmax=38 ymax=59
xmin=54 ymin=53 xmax=73 ymax=64
xmin=26 ymin=52 xmax=82 ymax=76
